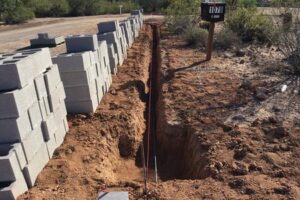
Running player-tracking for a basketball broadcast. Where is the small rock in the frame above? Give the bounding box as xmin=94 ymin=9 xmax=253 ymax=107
xmin=236 ymin=50 xmax=246 ymax=57
xmin=255 ymin=87 xmax=268 ymax=101
xmin=249 ymin=162 xmax=263 ymax=172
xmin=229 ymin=179 xmax=246 ymax=189
xmin=239 ymin=59 xmax=245 ymax=64
xmin=274 ymin=186 xmax=290 ymax=195
xmin=279 ymin=144 xmax=290 ymax=151
xmin=271 ymin=127 xmax=289 ymax=138
xmin=232 ymin=162 xmax=249 ymax=175
xmin=110 ymin=89 xmax=117 ymax=95
xmin=245 ymin=187 xmax=256 ymax=195
xmin=272 ymin=106 xmax=281 ymax=112
xmin=240 ymin=79 xmax=252 ymax=90
xmin=224 ymin=52 xmax=233 ymax=58
xmin=234 ymin=148 xmax=248 ymax=160
xmin=232 ymin=115 xmax=246 ymax=121
xmin=77 ymin=114 xmax=87 ymax=119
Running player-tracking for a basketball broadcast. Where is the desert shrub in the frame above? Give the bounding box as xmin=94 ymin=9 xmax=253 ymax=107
xmin=165 ymin=0 xmax=200 ymax=34
xmin=215 ymin=28 xmax=240 ymax=49
xmin=199 ymin=21 xmax=210 ymax=30
xmin=226 ymin=8 xmax=276 ymax=43
xmin=3 ymin=6 xmax=34 ymax=24
xmin=49 ymin=0 xmax=69 ymax=16
xmin=238 ymin=0 xmax=257 ymax=8
xmin=183 ymin=27 xmax=208 ymax=47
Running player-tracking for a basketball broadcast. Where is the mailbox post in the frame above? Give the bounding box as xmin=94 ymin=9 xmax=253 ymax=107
xmin=201 ymin=0 xmax=226 ymax=61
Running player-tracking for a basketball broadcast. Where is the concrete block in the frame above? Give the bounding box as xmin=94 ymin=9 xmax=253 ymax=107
xmin=0 ymin=112 xmax=32 ymax=143
xmin=60 ymin=70 xmax=91 ymax=87
xmin=38 ymin=33 xmax=49 ymax=39
xmin=97 ymin=20 xmax=122 ymax=37
xmin=120 ymin=21 xmax=134 ymax=48
xmin=23 ymin=143 xmax=49 ymax=188
xmin=0 ymin=143 xmax=26 ymax=171
xmin=34 ymin=74 xmax=47 ymax=100
xmin=97 ymin=32 xmax=124 ymax=66
xmin=0 ymin=48 xmax=52 ymax=91
xmin=48 ymin=81 xmax=65 ymax=112
xmin=65 ymin=35 xmax=98 ymax=53
xmin=0 ymin=82 xmax=37 ymax=119
xmin=21 ymin=126 xmax=44 ymax=163
xmin=44 ymin=64 xmax=61 ymax=95
xmin=95 ymin=77 xmax=104 ymax=104
xmin=0 ymin=176 xmax=28 ymax=200
xmin=65 ymin=94 xmax=98 ymax=114
xmin=41 ymin=113 xmax=57 ymax=142
xmin=98 ymin=192 xmax=129 ymax=200
xmin=30 ymin=35 xmax=65 ymax=48
xmin=54 ymin=119 xmax=67 ymax=148
xmin=107 ymin=44 xmax=118 ymax=75
xmin=65 ymin=82 xmax=97 ymax=102
xmin=52 ymin=52 xmax=92 ymax=72
xmin=0 ymin=145 xmax=24 ymax=182
xmin=28 ymin=101 xmax=42 ymax=130
xmin=38 ymin=96 xmax=50 ymax=120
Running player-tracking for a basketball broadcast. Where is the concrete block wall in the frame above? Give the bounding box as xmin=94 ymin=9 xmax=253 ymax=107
xmin=0 ymin=48 xmax=69 ymax=200
xmin=52 ymin=34 xmax=112 ymax=114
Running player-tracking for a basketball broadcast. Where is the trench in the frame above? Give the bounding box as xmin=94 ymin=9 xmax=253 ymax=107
xmin=129 ymin=22 xmax=211 ymax=185
xmin=147 ymin=24 xmax=211 ymax=181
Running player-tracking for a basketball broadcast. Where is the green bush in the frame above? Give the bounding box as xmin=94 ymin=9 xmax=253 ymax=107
xmin=166 ymin=16 xmax=194 ymax=34
xmin=215 ymin=28 xmax=240 ymax=49
xmin=49 ymin=0 xmax=69 ymax=16
xmin=183 ymin=27 xmax=208 ymax=47
xmin=3 ymin=6 xmax=34 ymax=24
xmin=238 ymin=0 xmax=257 ymax=8
xmin=226 ymin=8 xmax=276 ymax=43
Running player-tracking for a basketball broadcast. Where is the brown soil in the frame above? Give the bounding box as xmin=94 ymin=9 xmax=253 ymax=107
xmin=17 ymin=19 xmax=300 ymax=200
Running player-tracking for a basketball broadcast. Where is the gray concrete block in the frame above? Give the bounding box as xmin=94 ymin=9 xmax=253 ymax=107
xmin=0 ymin=145 xmax=24 ymax=182
xmin=95 ymin=77 xmax=104 ymax=104
xmin=120 ymin=21 xmax=134 ymax=48
xmin=0 ymin=82 xmax=37 ymax=119
xmin=48 ymin=81 xmax=65 ymax=112
xmin=0 ymin=177 xmax=28 ymax=200
xmin=52 ymin=52 xmax=92 ymax=72
xmin=28 ymin=101 xmax=42 ymax=130
xmin=0 ymin=48 xmax=52 ymax=91
xmin=98 ymin=192 xmax=129 ymax=200
xmin=0 ymin=143 xmax=26 ymax=171
xmin=30 ymin=36 xmax=65 ymax=48
xmin=97 ymin=32 xmax=124 ymax=66
xmin=0 ymin=112 xmax=32 ymax=143
xmin=38 ymin=33 xmax=49 ymax=39
xmin=21 ymin=125 xmax=44 ymax=163
xmin=65 ymin=94 xmax=98 ymax=114
xmin=54 ymin=119 xmax=67 ymax=148
xmin=38 ymin=96 xmax=50 ymax=120
xmin=41 ymin=113 xmax=57 ymax=142
xmin=34 ymin=74 xmax=47 ymax=100
xmin=60 ymin=70 xmax=91 ymax=87
xmin=65 ymin=35 xmax=98 ymax=53
xmin=45 ymin=135 xmax=56 ymax=159
xmin=44 ymin=64 xmax=61 ymax=95
xmin=65 ymin=81 xmax=97 ymax=102
xmin=97 ymin=20 xmax=122 ymax=38
xmin=22 ymin=143 xmax=49 ymax=188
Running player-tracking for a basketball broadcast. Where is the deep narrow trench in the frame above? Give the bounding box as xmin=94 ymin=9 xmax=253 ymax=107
xmin=134 ymin=23 xmax=210 ymax=185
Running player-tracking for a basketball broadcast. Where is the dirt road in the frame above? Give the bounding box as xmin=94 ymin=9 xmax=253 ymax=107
xmin=0 ymin=14 xmax=161 ymax=53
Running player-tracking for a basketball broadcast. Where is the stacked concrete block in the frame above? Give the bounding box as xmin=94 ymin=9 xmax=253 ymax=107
xmin=120 ymin=20 xmax=134 ymax=48
xmin=128 ymin=17 xmax=140 ymax=39
xmin=131 ymin=9 xmax=144 ymax=27
xmin=52 ymin=34 xmax=115 ymax=114
xmin=0 ymin=48 xmax=69 ymax=200
xmin=98 ymin=32 xmax=124 ymax=66
xmin=30 ymin=33 xmax=65 ymax=48
xmin=97 ymin=20 xmax=127 ymax=64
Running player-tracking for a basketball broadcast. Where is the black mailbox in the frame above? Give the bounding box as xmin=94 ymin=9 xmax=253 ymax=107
xmin=201 ymin=2 xmax=226 ymax=22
